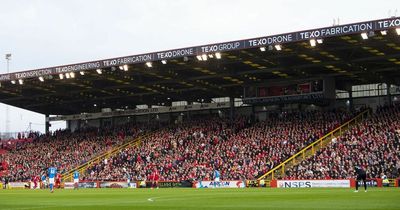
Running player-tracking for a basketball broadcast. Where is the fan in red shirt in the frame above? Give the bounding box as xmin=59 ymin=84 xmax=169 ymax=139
xmin=32 ymin=175 xmax=40 ymax=189
xmin=149 ymin=168 xmax=159 ymax=189
xmin=55 ymin=173 xmax=62 ymax=189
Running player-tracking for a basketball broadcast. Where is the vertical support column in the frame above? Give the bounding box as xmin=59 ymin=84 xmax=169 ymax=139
xmin=349 ymin=91 xmax=354 ymax=112
xmin=78 ymin=119 xmax=82 ymax=131
xmin=251 ymin=104 xmax=256 ymax=123
xmin=387 ymin=83 xmax=392 ymax=106
xmin=45 ymin=114 xmax=50 ymax=134
xmin=67 ymin=120 xmax=71 ymax=131
xmin=111 ymin=116 xmax=115 ymax=128
xmin=99 ymin=118 xmax=104 ymax=129
xmin=147 ymin=104 xmax=152 ymax=125
xmin=229 ymin=97 xmax=234 ymax=124
xmin=187 ymin=101 xmax=192 ymax=121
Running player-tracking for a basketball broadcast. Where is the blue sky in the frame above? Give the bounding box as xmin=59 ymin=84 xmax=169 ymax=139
xmin=0 ymin=0 xmax=399 ymax=133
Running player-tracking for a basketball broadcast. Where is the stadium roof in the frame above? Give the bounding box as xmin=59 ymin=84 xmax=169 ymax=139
xmin=1 ymin=17 xmax=400 ymax=115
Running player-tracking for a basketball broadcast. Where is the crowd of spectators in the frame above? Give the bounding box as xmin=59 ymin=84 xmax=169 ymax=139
xmin=0 ymin=123 xmax=145 ymax=182
xmin=85 ymin=110 xmax=350 ymax=182
xmin=288 ymin=106 xmax=400 ymax=179
xmin=0 ymin=131 xmax=40 ymax=150
xmin=6 ymin=108 xmax=381 ymax=183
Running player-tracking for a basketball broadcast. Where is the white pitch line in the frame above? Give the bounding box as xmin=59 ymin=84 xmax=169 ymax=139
xmin=145 ymin=193 xmax=229 ymax=203
xmin=147 ymin=196 xmax=162 ymax=202
xmin=1 ymin=206 xmax=56 ymax=210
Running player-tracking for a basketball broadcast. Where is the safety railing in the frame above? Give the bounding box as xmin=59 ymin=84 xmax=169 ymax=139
xmin=62 ymin=133 xmax=150 ymax=182
xmin=257 ymin=109 xmax=370 ymax=181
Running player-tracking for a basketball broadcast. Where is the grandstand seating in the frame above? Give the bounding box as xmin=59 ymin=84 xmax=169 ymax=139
xmin=84 ymin=110 xmax=351 ymax=181
xmin=0 ymin=124 xmax=145 ymax=182
xmin=4 ymin=107 xmax=399 ymax=183
xmin=288 ymin=106 xmax=400 ymax=179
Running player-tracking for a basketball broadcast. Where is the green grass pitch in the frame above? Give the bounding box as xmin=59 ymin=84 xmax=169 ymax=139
xmin=0 ymin=188 xmax=399 ymax=210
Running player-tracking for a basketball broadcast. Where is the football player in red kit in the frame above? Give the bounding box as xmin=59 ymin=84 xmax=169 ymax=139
xmin=32 ymin=175 xmax=39 ymax=189
xmin=150 ymin=168 xmax=159 ymax=189
xmin=55 ymin=173 xmax=62 ymax=189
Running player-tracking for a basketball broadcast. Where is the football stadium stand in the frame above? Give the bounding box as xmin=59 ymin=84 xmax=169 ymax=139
xmin=288 ymin=105 xmax=400 ymax=179
xmin=1 ymin=17 xmax=400 ymax=188
xmin=83 ymin=111 xmax=351 ymax=181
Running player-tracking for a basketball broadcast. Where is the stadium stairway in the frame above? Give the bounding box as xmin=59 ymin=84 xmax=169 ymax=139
xmin=257 ymin=109 xmax=370 ymax=181
xmin=62 ymin=133 xmax=150 ymax=182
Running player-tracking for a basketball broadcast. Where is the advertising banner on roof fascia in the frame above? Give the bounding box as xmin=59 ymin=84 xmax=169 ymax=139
xmin=1 ymin=18 xmax=399 ymax=82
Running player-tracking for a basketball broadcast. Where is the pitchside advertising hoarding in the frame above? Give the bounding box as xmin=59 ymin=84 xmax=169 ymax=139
xmin=3 ymin=179 xmax=399 ymax=189
xmin=8 ymin=182 xmax=29 ymax=189
xmin=0 ymin=18 xmax=399 ymax=82
xmin=275 ymin=180 xmax=351 ymax=188
xmin=100 ymin=182 xmax=136 ymax=189
xmin=63 ymin=182 xmax=137 ymax=189
xmin=194 ymin=180 xmax=246 ymax=188
xmin=357 ymin=179 xmax=380 ymax=187
xmin=64 ymin=182 xmax=92 ymax=189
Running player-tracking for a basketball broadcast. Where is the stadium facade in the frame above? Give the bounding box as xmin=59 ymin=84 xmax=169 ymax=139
xmin=0 ymin=17 xmax=398 ymax=133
